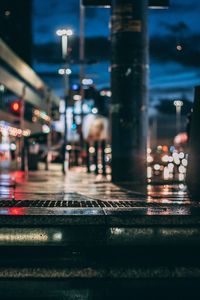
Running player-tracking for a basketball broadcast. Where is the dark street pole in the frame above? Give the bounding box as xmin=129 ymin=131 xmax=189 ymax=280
xmin=20 ymin=86 xmax=26 ymax=171
xmin=186 ymin=86 xmax=200 ymax=197
xmin=111 ymin=0 xmax=148 ymax=184
xmin=45 ymin=91 xmax=52 ymax=171
xmin=62 ymin=72 xmax=69 ymax=175
xmin=94 ymin=141 xmax=99 ymax=175
xmin=86 ymin=142 xmax=91 ymax=173
xmin=56 ymin=29 xmax=73 ymax=175
xmin=101 ymin=140 xmax=106 ymax=176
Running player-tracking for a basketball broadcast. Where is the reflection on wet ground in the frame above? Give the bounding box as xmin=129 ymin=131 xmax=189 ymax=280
xmin=0 ymin=166 xmax=196 ymax=216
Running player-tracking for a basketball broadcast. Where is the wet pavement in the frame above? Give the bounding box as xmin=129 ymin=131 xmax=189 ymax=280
xmin=0 ymin=164 xmax=195 ymax=219
xmin=0 ymin=165 xmax=200 ymax=299
xmin=0 ymin=164 xmax=191 ymax=205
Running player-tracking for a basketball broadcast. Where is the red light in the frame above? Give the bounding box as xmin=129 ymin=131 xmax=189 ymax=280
xmin=11 ymin=101 xmax=20 ymax=113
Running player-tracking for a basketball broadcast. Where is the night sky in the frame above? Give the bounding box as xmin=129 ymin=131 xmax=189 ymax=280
xmin=33 ymin=0 xmax=200 ymax=111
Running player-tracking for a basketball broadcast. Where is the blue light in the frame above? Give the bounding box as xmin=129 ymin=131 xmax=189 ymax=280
xmin=72 ymin=84 xmax=79 ymax=91
xmin=170 ymin=146 xmax=175 ymax=153
xmin=71 ymin=123 xmax=77 ymax=130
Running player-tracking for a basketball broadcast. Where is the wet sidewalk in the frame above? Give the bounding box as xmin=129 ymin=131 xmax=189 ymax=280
xmin=0 ymin=164 xmax=200 ymax=299
xmin=0 ymin=163 xmax=195 ymax=219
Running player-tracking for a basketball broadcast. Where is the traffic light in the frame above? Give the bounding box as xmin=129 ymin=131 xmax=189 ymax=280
xmin=10 ymin=101 xmax=21 ymax=115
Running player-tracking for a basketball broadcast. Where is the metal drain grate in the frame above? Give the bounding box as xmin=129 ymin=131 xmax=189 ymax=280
xmin=0 ymin=199 xmax=190 ymax=208
xmin=0 ymin=199 xmax=132 ymax=208
xmin=0 ymin=196 xmax=144 ymax=208
xmin=0 ymin=193 xmax=191 ymax=208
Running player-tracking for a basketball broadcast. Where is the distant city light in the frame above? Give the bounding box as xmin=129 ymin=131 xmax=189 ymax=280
xmin=147 ymin=155 xmax=153 ymax=163
xmin=58 ymin=68 xmax=72 ymax=75
xmin=182 ymin=158 xmax=188 ymax=167
xmin=161 ymin=155 xmax=169 ymax=163
xmin=163 ymin=167 xmax=170 ymax=180
xmin=56 ymin=29 xmax=73 ymax=36
xmin=33 ymin=109 xmax=51 ymax=122
xmin=147 ymin=145 xmax=188 ymax=182
xmin=105 ymin=147 xmax=111 ymax=154
xmin=179 ymin=173 xmax=185 ymax=181
xmin=89 ymin=147 xmax=95 ymax=154
xmin=174 ymin=100 xmax=183 ymax=107
xmin=58 ymin=69 xmax=65 ymax=75
xmin=157 ymin=145 xmax=162 ymax=151
xmin=179 ymin=152 xmax=185 ymax=159
xmin=66 ymin=68 xmax=72 ymax=75
xmin=154 ymin=164 xmax=160 ymax=171
xmin=170 ymin=146 xmax=175 ymax=153
xmin=0 ymin=84 xmax=5 ymax=92
xmin=71 ymin=123 xmax=77 ymax=130
xmin=90 ymin=164 xmax=96 ymax=171
xmin=147 ymin=148 xmax=152 ymax=154
xmin=147 ymin=166 xmax=152 ymax=179
xmin=59 ymin=100 xmax=65 ymax=114
xmin=162 ymin=145 xmax=168 ymax=152
xmin=92 ymin=107 xmax=98 ymax=114
xmin=66 ymin=29 xmax=73 ymax=36
xmin=179 ymin=165 xmax=186 ymax=174
xmin=0 ymin=124 xmax=30 ymax=137
xmin=4 ymin=10 xmax=11 ymax=17
xmin=42 ymin=125 xmax=50 ymax=134
xmin=66 ymin=145 xmax=72 ymax=151
xmin=10 ymin=143 xmax=16 ymax=151
xmin=73 ymin=95 xmax=81 ymax=101
xmin=82 ymin=78 xmax=93 ymax=85
xmin=168 ymin=163 xmax=174 ymax=172
xmin=72 ymin=84 xmax=79 ymax=91
xmin=100 ymin=90 xmax=112 ymax=97
xmin=176 ymin=44 xmax=182 ymax=51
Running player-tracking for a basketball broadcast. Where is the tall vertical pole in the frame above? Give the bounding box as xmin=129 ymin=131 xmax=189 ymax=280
xmin=94 ymin=141 xmax=99 ymax=175
xmin=62 ymin=69 xmax=69 ymax=175
xmin=57 ymin=31 xmax=72 ymax=175
xmin=45 ymin=90 xmax=52 ymax=171
xmin=111 ymin=0 xmax=148 ymax=184
xmin=80 ymin=0 xmax=85 ymax=154
xmin=101 ymin=140 xmax=106 ymax=176
xmin=186 ymin=86 xmax=200 ymax=197
xmin=176 ymin=105 xmax=182 ymax=134
xmin=86 ymin=142 xmax=91 ymax=173
xmin=80 ymin=0 xmax=85 ymax=90
xmin=20 ymin=86 xmax=26 ymax=171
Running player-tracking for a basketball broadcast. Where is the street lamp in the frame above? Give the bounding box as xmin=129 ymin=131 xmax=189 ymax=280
xmin=58 ymin=68 xmax=72 ymax=75
xmin=174 ymin=100 xmax=183 ymax=134
xmin=56 ymin=29 xmax=73 ymax=60
xmin=56 ymin=28 xmax=73 ymax=174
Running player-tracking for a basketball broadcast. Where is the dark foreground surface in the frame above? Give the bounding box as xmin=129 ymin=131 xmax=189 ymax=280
xmin=0 ymin=166 xmax=200 ymax=299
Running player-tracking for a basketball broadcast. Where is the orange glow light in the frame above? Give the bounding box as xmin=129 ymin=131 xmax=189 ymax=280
xmin=11 ymin=102 xmax=20 ymax=112
xmin=162 ymin=145 xmax=168 ymax=152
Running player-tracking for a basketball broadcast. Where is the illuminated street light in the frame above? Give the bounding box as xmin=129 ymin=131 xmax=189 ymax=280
xmin=56 ymin=28 xmax=73 ymax=175
xmin=56 ymin=28 xmax=73 ymax=60
xmin=56 ymin=29 xmax=73 ymax=36
xmin=58 ymin=68 xmax=72 ymax=75
xmin=82 ymin=78 xmax=93 ymax=85
xmin=174 ymin=100 xmax=183 ymax=107
xmin=174 ymin=100 xmax=183 ymax=134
